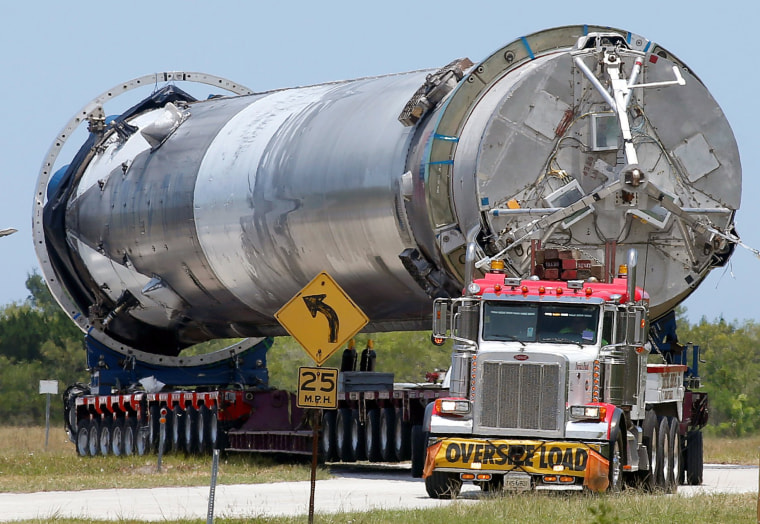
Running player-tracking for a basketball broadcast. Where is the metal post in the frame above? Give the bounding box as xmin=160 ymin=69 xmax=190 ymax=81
xmin=157 ymin=408 xmax=167 ymax=472
xmin=44 ymin=393 xmax=51 ymax=450
xmin=308 ymin=409 xmax=321 ymax=524
xmin=207 ymin=448 xmax=220 ymax=524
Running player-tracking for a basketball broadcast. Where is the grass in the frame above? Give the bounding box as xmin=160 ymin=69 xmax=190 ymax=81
xmin=703 ymin=433 xmax=760 ymax=465
xmin=5 ymin=493 xmax=756 ymax=523
xmin=0 ymin=426 xmax=327 ymax=493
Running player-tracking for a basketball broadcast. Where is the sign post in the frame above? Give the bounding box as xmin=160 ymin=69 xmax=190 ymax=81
xmin=275 ymin=271 xmax=368 ymax=524
xmin=38 ymin=380 xmax=58 ymax=450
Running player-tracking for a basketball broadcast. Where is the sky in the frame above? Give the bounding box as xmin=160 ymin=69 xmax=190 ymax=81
xmin=1 ymin=1 xmax=758 ymax=326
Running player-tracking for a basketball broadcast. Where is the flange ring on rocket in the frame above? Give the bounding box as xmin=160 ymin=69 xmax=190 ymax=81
xmin=34 ymin=25 xmax=740 ymax=357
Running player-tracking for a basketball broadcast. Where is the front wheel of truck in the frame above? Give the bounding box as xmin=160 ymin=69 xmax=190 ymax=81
xmin=425 ymin=471 xmax=462 ymax=499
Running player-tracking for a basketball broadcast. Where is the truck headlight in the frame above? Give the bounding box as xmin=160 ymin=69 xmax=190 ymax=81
xmin=569 ymin=404 xmax=607 ymax=421
xmin=434 ymin=397 xmax=471 ymax=416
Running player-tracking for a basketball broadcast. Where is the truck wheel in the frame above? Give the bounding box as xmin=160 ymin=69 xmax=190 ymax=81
xmin=636 ymin=409 xmax=657 ymax=491
xmin=203 ymin=405 xmax=219 ymax=451
xmin=171 ymin=406 xmax=185 ymax=453
xmin=196 ymin=405 xmax=211 ymax=455
xmin=123 ymin=417 xmax=136 ymax=456
xmin=379 ymin=407 xmax=397 ymax=461
xmin=111 ymin=420 xmax=124 ymax=456
xmin=350 ymin=409 xmax=366 ymax=461
xmin=425 ymin=471 xmax=462 ymax=499
xmin=667 ymin=417 xmax=680 ymax=493
xmin=685 ymin=430 xmax=704 ymax=485
xmin=320 ymin=410 xmax=338 ymax=461
xmin=609 ymin=430 xmax=624 ymax=492
xmin=88 ymin=420 xmax=100 ymax=456
xmin=136 ymin=426 xmax=150 ymax=456
xmin=410 ymin=425 xmax=427 ymax=478
xmin=655 ymin=416 xmax=670 ymax=490
xmin=148 ymin=405 xmax=160 ymax=452
xmin=336 ymin=408 xmax=355 ymax=462
xmin=184 ymin=406 xmax=199 ymax=455
xmin=365 ymin=409 xmax=382 ymax=462
xmin=76 ymin=422 xmax=90 ymax=457
xmin=99 ymin=419 xmax=113 ymax=456
xmin=394 ymin=406 xmax=411 ymax=461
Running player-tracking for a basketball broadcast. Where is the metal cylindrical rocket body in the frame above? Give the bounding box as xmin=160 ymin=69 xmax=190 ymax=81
xmin=35 ymin=26 xmax=741 ymax=357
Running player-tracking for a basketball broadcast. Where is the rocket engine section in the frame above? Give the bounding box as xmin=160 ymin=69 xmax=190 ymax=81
xmin=34 ymin=26 xmax=741 ymax=358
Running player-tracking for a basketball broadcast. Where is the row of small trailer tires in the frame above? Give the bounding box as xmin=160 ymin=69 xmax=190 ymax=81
xmin=321 ymin=406 xmax=414 ymax=463
xmin=75 ymin=404 xmax=219 ymax=457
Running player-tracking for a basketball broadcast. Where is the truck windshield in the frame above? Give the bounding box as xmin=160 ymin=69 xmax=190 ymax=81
xmin=482 ymin=302 xmax=600 ymax=345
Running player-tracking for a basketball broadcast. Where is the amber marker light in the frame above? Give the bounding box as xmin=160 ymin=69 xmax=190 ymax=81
xmin=585 ymin=287 xmax=593 ymax=297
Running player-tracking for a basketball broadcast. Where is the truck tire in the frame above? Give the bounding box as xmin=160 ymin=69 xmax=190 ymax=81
xmin=203 ymin=405 xmax=219 ymax=452
xmin=123 ymin=417 xmax=136 ymax=456
xmin=320 ymin=410 xmax=338 ymax=462
xmin=88 ymin=420 xmax=100 ymax=456
xmin=410 ymin=425 xmax=427 ymax=478
xmin=394 ymin=406 xmax=411 ymax=461
xmin=195 ymin=406 xmax=207 ymax=454
xmin=655 ymin=416 xmax=670 ymax=491
xmin=148 ymin=405 xmax=160 ymax=452
xmin=351 ymin=409 xmax=366 ymax=461
xmin=609 ymin=429 xmax=624 ymax=492
xmin=379 ymin=407 xmax=397 ymax=461
xmin=76 ymin=422 xmax=90 ymax=457
xmin=336 ymin=408 xmax=355 ymax=462
xmin=637 ymin=408 xmax=657 ymax=491
xmin=136 ymin=425 xmax=150 ymax=456
xmin=365 ymin=409 xmax=382 ymax=462
xmin=184 ymin=406 xmax=199 ymax=455
xmin=111 ymin=419 xmax=125 ymax=456
xmin=99 ymin=418 xmax=113 ymax=456
xmin=171 ymin=406 xmax=184 ymax=453
xmin=667 ymin=417 xmax=680 ymax=493
xmin=425 ymin=471 xmax=461 ymax=499
xmin=685 ymin=430 xmax=704 ymax=485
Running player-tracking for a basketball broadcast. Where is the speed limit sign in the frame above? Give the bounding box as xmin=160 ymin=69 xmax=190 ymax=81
xmin=297 ymin=366 xmax=338 ymax=409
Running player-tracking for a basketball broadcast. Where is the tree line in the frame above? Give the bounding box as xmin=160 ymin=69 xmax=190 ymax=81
xmin=0 ymin=273 xmax=757 ymax=436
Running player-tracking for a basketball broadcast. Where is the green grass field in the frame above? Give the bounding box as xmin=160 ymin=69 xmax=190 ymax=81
xmin=1 ymin=427 xmax=757 ymax=523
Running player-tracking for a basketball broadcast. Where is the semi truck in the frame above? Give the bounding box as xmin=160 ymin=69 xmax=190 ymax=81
xmin=34 ymin=25 xmax=739 ymax=482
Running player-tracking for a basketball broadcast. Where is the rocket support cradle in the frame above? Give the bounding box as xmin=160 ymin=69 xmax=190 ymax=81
xmin=34 ymin=26 xmax=741 ymax=365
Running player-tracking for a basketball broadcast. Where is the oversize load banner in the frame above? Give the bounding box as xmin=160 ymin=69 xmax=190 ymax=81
xmin=431 ymin=438 xmax=602 ymax=476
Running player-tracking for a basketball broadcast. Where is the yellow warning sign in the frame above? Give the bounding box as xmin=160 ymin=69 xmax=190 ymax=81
xmin=275 ymin=271 xmax=369 ymax=365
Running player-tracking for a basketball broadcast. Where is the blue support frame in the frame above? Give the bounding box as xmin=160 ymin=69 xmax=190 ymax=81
xmin=85 ymin=334 xmax=272 ymax=395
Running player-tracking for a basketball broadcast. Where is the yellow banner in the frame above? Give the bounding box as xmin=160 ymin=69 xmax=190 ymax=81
xmin=432 ymin=438 xmax=601 ymax=477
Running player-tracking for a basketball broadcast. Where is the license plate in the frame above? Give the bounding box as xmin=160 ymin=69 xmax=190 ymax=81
xmin=503 ymin=474 xmax=531 ymax=491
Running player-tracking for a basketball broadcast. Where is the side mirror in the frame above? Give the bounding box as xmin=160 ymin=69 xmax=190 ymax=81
xmin=432 ymin=299 xmax=450 ymax=339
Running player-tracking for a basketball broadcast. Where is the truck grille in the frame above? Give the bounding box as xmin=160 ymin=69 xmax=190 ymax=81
xmin=479 ymin=361 xmax=562 ymax=434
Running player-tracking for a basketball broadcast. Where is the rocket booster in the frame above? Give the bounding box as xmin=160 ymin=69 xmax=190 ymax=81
xmin=34 ymin=26 xmax=741 ymax=357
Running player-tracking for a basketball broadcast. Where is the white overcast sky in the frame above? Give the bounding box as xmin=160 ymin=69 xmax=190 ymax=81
xmin=1 ymin=1 xmax=757 ymax=325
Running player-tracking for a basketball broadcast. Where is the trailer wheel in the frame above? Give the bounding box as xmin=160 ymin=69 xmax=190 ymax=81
xmin=394 ymin=406 xmax=411 ymax=461
xmin=336 ymin=408 xmax=355 ymax=462
xmin=655 ymin=416 xmax=670 ymax=491
xmin=184 ymin=406 xmax=199 ymax=454
xmin=667 ymin=417 xmax=680 ymax=493
xmin=88 ymin=420 xmax=100 ymax=456
xmin=379 ymin=407 xmax=396 ymax=462
xmin=76 ymin=422 xmax=90 ymax=457
xmin=365 ymin=409 xmax=382 ymax=462
xmin=148 ymin=405 xmax=160 ymax=452
xmin=636 ymin=408 xmax=657 ymax=491
xmin=111 ymin=420 xmax=124 ymax=457
xmin=320 ymin=410 xmax=338 ymax=461
xmin=196 ymin=404 xmax=211 ymax=455
xmin=203 ymin=405 xmax=218 ymax=452
xmin=350 ymin=409 xmax=366 ymax=461
xmin=123 ymin=417 xmax=136 ymax=457
xmin=136 ymin=426 xmax=150 ymax=456
xmin=410 ymin=425 xmax=427 ymax=478
xmin=425 ymin=471 xmax=461 ymax=499
xmin=685 ymin=430 xmax=703 ymax=485
xmin=99 ymin=418 xmax=113 ymax=456
xmin=170 ymin=406 xmax=184 ymax=453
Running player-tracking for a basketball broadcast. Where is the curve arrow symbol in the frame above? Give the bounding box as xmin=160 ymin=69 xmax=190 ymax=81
xmin=303 ymin=294 xmax=339 ymax=343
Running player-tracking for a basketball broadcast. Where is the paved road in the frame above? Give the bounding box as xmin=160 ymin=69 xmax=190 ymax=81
xmin=0 ymin=464 xmax=756 ymax=522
